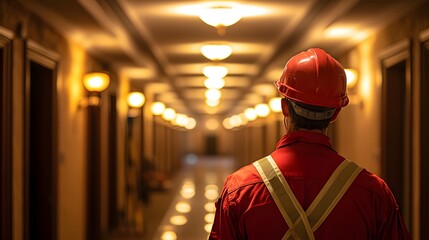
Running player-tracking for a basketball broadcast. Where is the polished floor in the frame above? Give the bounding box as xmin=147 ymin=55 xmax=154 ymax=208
xmin=148 ymin=155 xmax=235 ymax=240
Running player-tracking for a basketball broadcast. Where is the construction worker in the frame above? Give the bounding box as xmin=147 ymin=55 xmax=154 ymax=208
xmin=209 ymin=48 xmax=410 ymax=239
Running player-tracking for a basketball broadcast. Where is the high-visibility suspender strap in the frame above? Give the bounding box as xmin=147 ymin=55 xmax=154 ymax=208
xmin=253 ymin=156 xmax=315 ymax=240
xmin=254 ymin=156 xmax=363 ymax=240
xmin=283 ymin=160 xmax=362 ymax=239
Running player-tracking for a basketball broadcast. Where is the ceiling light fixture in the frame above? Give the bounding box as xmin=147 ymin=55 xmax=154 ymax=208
xmin=200 ymin=44 xmax=232 ymax=61
xmin=205 ymin=89 xmax=222 ymax=101
xmin=204 ymin=78 xmax=225 ymax=89
xmin=203 ymin=66 xmax=228 ymax=79
xmin=199 ymin=6 xmax=242 ymax=35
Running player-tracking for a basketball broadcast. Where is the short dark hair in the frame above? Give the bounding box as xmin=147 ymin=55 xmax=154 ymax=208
xmin=286 ymin=99 xmax=333 ymax=130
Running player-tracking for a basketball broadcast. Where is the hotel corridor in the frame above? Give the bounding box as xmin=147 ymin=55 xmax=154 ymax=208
xmin=150 ymin=155 xmax=234 ymax=240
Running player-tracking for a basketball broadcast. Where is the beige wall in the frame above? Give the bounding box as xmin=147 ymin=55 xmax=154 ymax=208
xmin=0 ymin=1 xmax=128 ymax=239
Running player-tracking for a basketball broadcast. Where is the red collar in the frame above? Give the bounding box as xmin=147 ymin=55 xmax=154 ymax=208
xmin=276 ymin=130 xmax=333 ymax=150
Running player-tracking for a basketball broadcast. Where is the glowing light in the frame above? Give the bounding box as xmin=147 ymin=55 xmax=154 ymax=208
xmin=205 ymin=213 xmax=215 ymax=223
xmin=162 ymin=108 xmax=176 ymax=121
xmin=82 ymin=72 xmax=110 ymax=92
xmin=244 ymin=108 xmax=257 ymax=121
xmin=175 ymin=201 xmax=191 ymax=213
xmin=170 ymin=215 xmax=188 ymax=226
xmin=206 ymin=99 xmax=220 ymax=107
xmin=255 ymin=103 xmax=270 ymax=117
xmin=161 ymin=231 xmax=177 ymax=240
xmin=201 ymin=44 xmax=232 ymax=61
xmin=151 ymin=101 xmax=166 ymax=115
xmin=203 ymin=66 xmax=228 ymax=79
xmin=180 ymin=180 xmax=195 ymax=199
xmin=345 ymin=68 xmax=358 ymax=88
xmin=205 ymin=223 xmax=213 ymax=233
xmin=204 ymin=78 xmax=225 ymax=89
xmin=185 ymin=117 xmax=197 ymax=130
xmin=223 ymin=118 xmax=233 ymax=129
xmin=269 ymin=97 xmax=282 ymax=112
xmin=205 ymin=89 xmax=222 ymax=101
xmin=127 ymin=92 xmax=145 ymax=108
xmin=204 ymin=202 xmax=216 ymax=212
xmin=199 ymin=6 xmax=242 ymax=27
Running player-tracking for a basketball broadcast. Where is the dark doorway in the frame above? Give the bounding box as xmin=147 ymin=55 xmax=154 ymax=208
xmin=205 ymin=134 xmax=218 ymax=155
xmin=108 ymin=95 xmax=118 ymax=230
xmin=421 ymin=40 xmax=429 ymax=240
xmin=381 ymin=44 xmax=411 ymax=229
xmin=26 ymin=59 xmax=57 ymax=240
xmin=1 ymin=37 xmax=12 ymax=240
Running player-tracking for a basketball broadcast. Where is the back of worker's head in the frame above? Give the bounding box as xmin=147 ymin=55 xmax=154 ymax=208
xmin=275 ymin=48 xmax=349 ymax=130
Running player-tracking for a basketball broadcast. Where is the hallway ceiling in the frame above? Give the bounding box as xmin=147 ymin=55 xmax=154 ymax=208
xmin=18 ymin=0 xmax=427 ymax=120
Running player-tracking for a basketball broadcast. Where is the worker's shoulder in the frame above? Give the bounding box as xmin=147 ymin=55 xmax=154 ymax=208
xmin=353 ymin=168 xmax=396 ymax=201
xmin=224 ymin=163 xmax=263 ymax=194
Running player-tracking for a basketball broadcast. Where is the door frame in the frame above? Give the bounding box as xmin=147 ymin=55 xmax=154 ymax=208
xmin=420 ymin=29 xmax=429 ymax=240
xmin=24 ymin=40 xmax=59 ymax=240
xmin=0 ymin=26 xmax=13 ymax=240
xmin=380 ymin=39 xmax=412 ymax=228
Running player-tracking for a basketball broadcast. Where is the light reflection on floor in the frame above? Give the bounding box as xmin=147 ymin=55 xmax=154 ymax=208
xmin=152 ymin=155 xmax=234 ymax=240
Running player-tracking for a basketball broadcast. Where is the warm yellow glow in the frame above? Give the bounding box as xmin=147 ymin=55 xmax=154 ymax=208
xmin=244 ymin=108 xmax=257 ymax=121
xmin=205 ymin=89 xmax=222 ymax=101
xmin=199 ymin=6 xmax=242 ymax=27
xmin=204 ymin=78 xmax=225 ymax=89
xmin=151 ymin=101 xmax=166 ymax=115
xmin=203 ymin=66 xmax=228 ymax=79
xmin=205 ymin=213 xmax=216 ymax=223
xmin=204 ymin=202 xmax=216 ymax=212
xmin=230 ymin=114 xmax=243 ymax=127
xmin=174 ymin=114 xmax=189 ymax=127
xmin=161 ymin=231 xmax=177 ymax=240
xmin=325 ymin=27 xmax=355 ymax=38
xmin=206 ymin=99 xmax=219 ymax=107
xmin=255 ymin=103 xmax=270 ymax=117
xmin=201 ymin=44 xmax=232 ymax=61
xmin=185 ymin=117 xmax=197 ymax=130
xmin=205 ymin=118 xmax=219 ymax=131
xmin=239 ymin=113 xmax=248 ymax=125
xmin=83 ymin=72 xmax=110 ymax=92
xmin=269 ymin=97 xmax=282 ymax=112
xmin=176 ymin=201 xmax=192 ymax=213
xmin=205 ymin=223 xmax=213 ymax=233
xmin=162 ymin=108 xmax=176 ymax=121
xmin=170 ymin=215 xmax=188 ymax=226
xmin=180 ymin=180 xmax=195 ymax=199
xmin=345 ymin=68 xmax=358 ymax=88
xmin=127 ymin=92 xmax=145 ymax=108
xmin=223 ymin=118 xmax=233 ymax=129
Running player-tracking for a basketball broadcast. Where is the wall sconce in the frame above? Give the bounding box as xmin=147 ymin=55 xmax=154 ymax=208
xmin=199 ymin=6 xmax=242 ymax=35
xmin=344 ymin=68 xmax=362 ymax=106
xmin=345 ymin=68 xmax=358 ymax=89
xmin=255 ymin=103 xmax=270 ymax=117
xmin=127 ymin=92 xmax=145 ymax=108
xmin=80 ymin=72 xmax=110 ymax=107
xmin=151 ymin=101 xmax=166 ymax=115
xmin=127 ymin=92 xmax=145 ymax=117
xmin=269 ymin=97 xmax=282 ymax=113
xmin=200 ymin=44 xmax=232 ymax=61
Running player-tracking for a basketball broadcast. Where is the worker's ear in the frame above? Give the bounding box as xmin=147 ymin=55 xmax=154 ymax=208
xmin=330 ymin=108 xmax=342 ymax=122
xmin=281 ymin=98 xmax=289 ymax=117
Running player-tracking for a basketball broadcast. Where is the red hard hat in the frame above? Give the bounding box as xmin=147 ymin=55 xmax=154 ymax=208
xmin=275 ymin=48 xmax=349 ymax=108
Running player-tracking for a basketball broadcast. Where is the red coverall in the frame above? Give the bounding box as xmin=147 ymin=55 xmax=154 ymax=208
xmin=209 ymin=131 xmax=410 ymax=240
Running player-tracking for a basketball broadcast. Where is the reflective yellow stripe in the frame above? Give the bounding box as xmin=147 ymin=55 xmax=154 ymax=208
xmin=254 ymin=157 xmax=315 ymax=240
xmin=254 ymin=156 xmax=362 ymax=240
xmin=283 ymin=160 xmax=362 ymax=239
